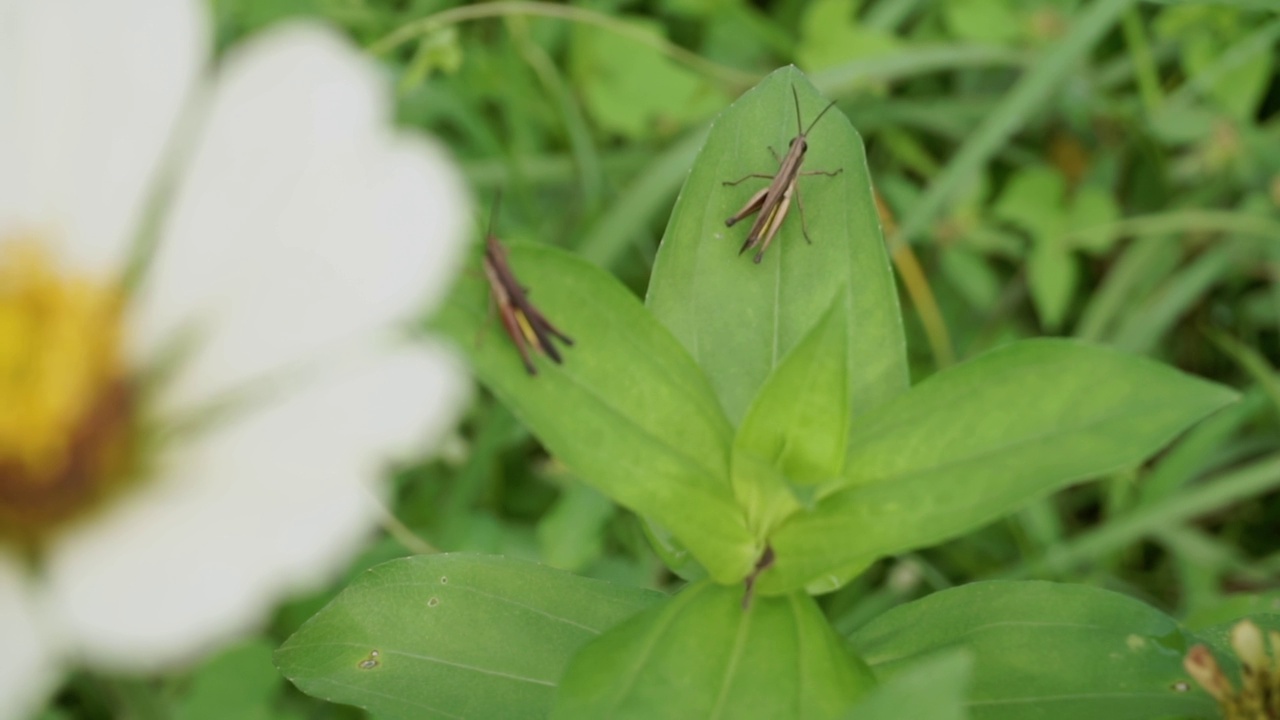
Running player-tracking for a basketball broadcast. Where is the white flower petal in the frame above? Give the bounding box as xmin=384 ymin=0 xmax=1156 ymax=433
xmin=0 ymin=553 xmax=61 ymax=720
xmin=135 ymin=23 xmax=471 ymax=411
xmin=44 ymin=342 xmax=470 ymax=671
xmin=0 ymin=0 xmax=205 ymax=273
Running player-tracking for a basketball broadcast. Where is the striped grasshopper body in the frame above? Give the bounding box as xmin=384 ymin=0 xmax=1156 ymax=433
xmin=481 ymin=205 xmax=573 ymax=375
xmin=724 ymin=87 xmax=843 ymax=263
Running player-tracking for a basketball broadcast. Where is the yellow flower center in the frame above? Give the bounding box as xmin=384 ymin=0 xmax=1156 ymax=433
xmin=0 ymin=239 xmax=136 ymax=549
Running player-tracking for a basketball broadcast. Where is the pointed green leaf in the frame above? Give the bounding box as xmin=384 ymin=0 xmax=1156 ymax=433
xmin=275 ymin=554 xmax=663 ymax=720
xmin=734 ymin=293 xmax=851 ymax=487
xmin=552 ymin=581 xmax=874 ymax=719
xmin=646 ymin=66 xmax=907 ymax=426
xmin=1028 ymin=237 xmax=1076 ymax=331
xmin=992 ymin=165 xmax=1065 ymax=238
xmin=759 ymin=339 xmax=1238 ymax=593
xmin=1066 ymin=184 xmax=1121 ymax=254
xmin=431 ymin=244 xmax=755 ymax=582
xmin=729 ymin=293 xmax=851 ymax=540
xmin=730 ymin=449 xmax=801 ymax=543
xmin=850 ymin=581 xmax=1217 ymax=720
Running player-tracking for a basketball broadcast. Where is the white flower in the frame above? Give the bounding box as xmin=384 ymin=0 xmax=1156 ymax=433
xmin=0 ymin=0 xmax=472 ymax=716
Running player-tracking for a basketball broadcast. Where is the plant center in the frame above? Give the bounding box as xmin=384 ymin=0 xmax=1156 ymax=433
xmin=0 ymin=239 xmax=137 ymax=552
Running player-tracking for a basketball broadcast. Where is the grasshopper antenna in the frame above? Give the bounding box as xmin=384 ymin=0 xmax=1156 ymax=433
xmin=486 ymin=190 xmax=502 ymax=239
xmin=791 ymin=85 xmax=804 ymax=136
xmin=804 ymin=98 xmax=839 ymax=136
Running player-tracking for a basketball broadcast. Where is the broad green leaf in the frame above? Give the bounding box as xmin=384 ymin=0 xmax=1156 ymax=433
xmin=640 ymin=517 xmax=707 ymax=583
xmin=1137 ymin=390 xmax=1265 ymax=507
xmin=841 ymin=651 xmax=972 ymax=720
xmin=552 ymin=581 xmax=874 ymax=719
xmin=758 ymin=339 xmax=1238 ymax=593
xmin=646 ymin=66 xmax=907 ymax=427
xmin=431 ymin=244 xmax=756 ymax=582
xmin=730 ymin=449 xmax=802 ymax=542
xmin=276 ymin=554 xmax=663 ymax=720
xmin=850 ymin=581 xmax=1218 ymax=720
xmin=734 ymin=293 xmax=850 ymax=488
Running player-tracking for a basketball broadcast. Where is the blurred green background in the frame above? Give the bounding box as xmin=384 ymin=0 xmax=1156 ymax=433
xmin=46 ymin=0 xmax=1280 ymax=717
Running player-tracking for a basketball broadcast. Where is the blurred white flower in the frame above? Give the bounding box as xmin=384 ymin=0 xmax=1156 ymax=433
xmin=0 ymin=0 xmax=472 ymax=716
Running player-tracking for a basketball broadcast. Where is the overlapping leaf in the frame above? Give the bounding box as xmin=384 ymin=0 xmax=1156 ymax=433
xmin=552 ymin=581 xmax=874 ymax=719
xmin=758 ymin=340 xmax=1238 ymax=593
xmin=646 ymin=65 xmax=907 ymax=427
xmin=431 ymin=244 xmax=756 ymax=581
xmin=276 ymin=554 xmax=664 ymax=720
xmin=850 ymin=581 xmax=1218 ymax=720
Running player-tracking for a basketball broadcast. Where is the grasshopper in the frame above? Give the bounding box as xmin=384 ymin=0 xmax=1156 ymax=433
xmin=480 ymin=198 xmax=573 ymax=375
xmin=723 ymin=86 xmax=843 ymax=263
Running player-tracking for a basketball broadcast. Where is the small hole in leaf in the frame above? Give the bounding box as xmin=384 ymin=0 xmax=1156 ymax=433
xmin=358 ymin=650 xmax=380 ymax=670
xmin=1171 ymin=681 xmax=1190 ymax=693
xmin=428 ymin=597 xmax=440 ymax=607
xmin=440 ymin=576 xmax=449 ymax=584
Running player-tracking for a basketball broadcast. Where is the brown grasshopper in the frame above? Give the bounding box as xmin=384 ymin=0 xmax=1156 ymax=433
xmin=480 ymin=198 xmax=573 ymax=375
xmin=723 ymin=86 xmax=843 ymax=263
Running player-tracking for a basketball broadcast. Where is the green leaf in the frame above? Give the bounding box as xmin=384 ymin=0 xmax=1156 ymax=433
xmin=275 ymin=554 xmax=663 ymax=720
xmin=940 ymin=246 xmax=1002 ymax=311
xmin=993 ymin=165 xmax=1065 ymax=239
xmin=841 ymin=651 xmax=973 ymax=720
xmin=1156 ymin=5 xmax=1275 ymax=121
xmin=1183 ymin=591 xmax=1280 ymax=631
xmin=646 ymin=65 xmax=908 ymax=427
xmin=850 ymin=581 xmax=1218 ymax=720
xmin=431 ymin=244 xmax=756 ymax=582
xmin=176 ymin=640 xmax=281 ymax=720
xmin=734 ymin=294 xmax=850 ymax=489
xmin=1066 ymin=184 xmax=1121 ymax=254
xmin=730 ymin=449 xmax=802 ymax=543
xmin=537 ymin=483 xmax=616 ymax=572
xmin=943 ymin=0 xmax=1022 ymax=44
xmin=991 ymin=165 xmax=1081 ymax=328
xmin=568 ymin=17 xmax=727 ymax=140
xmin=891 ymin=0 xmax=1134 ymax=247
xmin=797 ymin=0 xmax=901 ymax=72
xmin=758 ymin=339 xmax=1238 ymax=593
xmin=1188 ymin=614 xmax=1280 ymax=681
xmin=1027 ymin=236 xmax=1077 ymax=331
xmin=552 ymin=581 xmax=874 ymax=719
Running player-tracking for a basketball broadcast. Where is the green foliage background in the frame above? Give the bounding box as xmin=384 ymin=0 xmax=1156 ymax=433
xmin=47 ymin=0 xmax=1280 ymax=718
